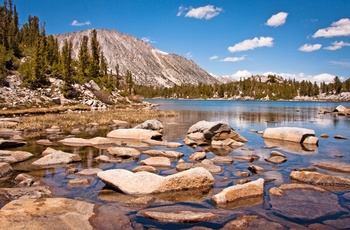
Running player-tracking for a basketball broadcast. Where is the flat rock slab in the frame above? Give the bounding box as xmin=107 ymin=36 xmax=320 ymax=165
xmin=270 ymin=190 xmax=346 ymax=221
xmin=0 ymin=186 xmax=51 ymax=201
xmin=314 ymin=162 xmax=350 ymax=173
xmin=97 ymin=167 xmax=214 ymax=195
xmin=140 ymin=156 xmax=171 ymax=167
xmin=0 ymin=198 xmax=95 ymax=230
xmin=140 ymin=210 xmax=219 ymax=223
xmin=107 ymin=128 xmax=162 ymax=140
xmin=76 ymin=168 xmax=103 ymax=176
xmin=265 ymin=156 xmax=287 ymax=164
xmin=32 ymin=151 xmax=81 ymax=166
xmin=142 ymin=149 xmax=183 ymax=158
xmin=290 ymin=171 xmax=350 ymax=187
xmin=222 ymin=215 xmax=284 ymax=230
xmin=263 ymin=127 xmax=318 ymax=144
xmin=107 ymin=147 xmax=140 ymax=158
xmin=0 ymin=150 xmax=33 ymax=164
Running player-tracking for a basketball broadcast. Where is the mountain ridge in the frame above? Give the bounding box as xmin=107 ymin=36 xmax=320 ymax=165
xmin=54 ymin=28 xmax=219 ymax=87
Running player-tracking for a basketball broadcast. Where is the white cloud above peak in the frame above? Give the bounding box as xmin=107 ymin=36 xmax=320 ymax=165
xmin=299 ymin=44 xmax=322 ymax=52
xmin=221 ymin=56 xmax=246 ymax=62
xmin=228 ymin=37 xmax=274 ymax=53
xmin=313 ymin=18 xmax=350 ymax=38
xmin=266 ymin=12 xmax=288 ymax=27
xmin=71 ymin=20 xmax=91 ymax=26
xmin=178 ymin=5 xmax=222 ymax=20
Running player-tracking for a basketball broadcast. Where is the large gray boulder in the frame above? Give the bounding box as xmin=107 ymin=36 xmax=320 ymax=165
xmin=107 ymin=128 xmax=162 ymax=140
xmin=134 ymin=119 xmax=163 ymax=133
xmin=186 ymin=120 xmax=247 ymax=146
xmin=211 ymin=178 xmax=264 ymax=206
xmin=263 ymin=127 xmax=318 ymax=145
xmin=97 ymin=167 xmax=214 ymax=195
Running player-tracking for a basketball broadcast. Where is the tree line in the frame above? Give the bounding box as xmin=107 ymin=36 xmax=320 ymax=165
xmin=0 ymin=0 xmax=133 ymax=99
xmin=134 ymin=75 xmax=350 ymax=100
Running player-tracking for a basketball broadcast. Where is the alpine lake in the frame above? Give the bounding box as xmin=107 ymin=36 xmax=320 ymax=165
xmin=1 ymin=99 xmax=350 ymax=229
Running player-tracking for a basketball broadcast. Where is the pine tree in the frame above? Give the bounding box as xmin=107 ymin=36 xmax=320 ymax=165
xmin=78 ymin=35 xmax=89 ymax=81
xmin=89 ymin=29 xmax=100 ymax=79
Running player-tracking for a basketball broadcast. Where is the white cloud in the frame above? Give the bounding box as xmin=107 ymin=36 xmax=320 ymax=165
xmin=225 ymin=70 xmax=252 ymax=81
xmin=298 ymin=43 xmax=322 ymax=52
xmin=221 ymin=56 xmax=245 ymax=62
xmin=141 ymin=37 xmax=156 ymax=43
xmin=266 ymin=12 xmax=288 ymax=27
xmin=228 ymin=37 xmax=274 ymax=53
xmin=209 ymin=55 xmax=219 ymax=60
xmin=324 ymin=41 xmax=350 ymax=50
xmin=262 ymin=71 xmax=343 ymax=84
xmin=184 ymin=5 xmax=222 ymax=20
xmin=330 ymin=61 xmax=350 ymax=67
xmin=177 ymin=5 xmax=188 ymax=17
xmin=71 ymin=20 xmax=91 ymax=26
xmin=313 ymin=18 xmax=350 ymax=38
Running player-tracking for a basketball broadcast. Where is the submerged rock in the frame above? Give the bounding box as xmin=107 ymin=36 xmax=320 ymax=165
xmin=211 ymin=178 xmax=264 ymax=206
xmin=189 ymin=151 xmax=206 ymax=161
xmin=314 ymin=162 xmax=350 ymax=173
xmin=193 ymin=160 xmax=222 ymax=174
xmin=263 ymin=127 xmax=318 ymax=145
xmin=265 ymin=156 xmax=287 ymax=164
xmin=290 ymin=171 xmax=350 ymax=187
xmin=0 ymin=198 xmax=96 ymax=230
xmin=222 ymin=215 xmax=284 ymax=230
xmin=97 ymin=167 xmax=214 ymax=195
xmin=13 ymin=173 xmax=35 ymax=187
xmin=132 ymin=165 xmax=158 ymax=174
xmin=0 ymin=186 xmax=51 ymax=201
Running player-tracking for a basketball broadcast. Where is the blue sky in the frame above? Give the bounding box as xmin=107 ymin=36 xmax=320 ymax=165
xmin=16 ymin=0 xmax=350 ymax=83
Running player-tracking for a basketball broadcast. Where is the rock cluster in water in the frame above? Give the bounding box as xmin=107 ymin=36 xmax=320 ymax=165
xmin=0 ymin=105 xmax=350 ymax=228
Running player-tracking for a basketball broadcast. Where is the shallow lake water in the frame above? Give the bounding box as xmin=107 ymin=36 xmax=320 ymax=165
xmin=2 ymin=99 xmax=350 ymax=229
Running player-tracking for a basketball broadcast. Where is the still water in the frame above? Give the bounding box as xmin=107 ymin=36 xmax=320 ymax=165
xmin=5 ymin=99 xmax=350 ymax=229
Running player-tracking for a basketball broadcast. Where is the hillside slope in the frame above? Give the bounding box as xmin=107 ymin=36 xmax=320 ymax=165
xmin=55 ymin=29 xmax=218 ymax=87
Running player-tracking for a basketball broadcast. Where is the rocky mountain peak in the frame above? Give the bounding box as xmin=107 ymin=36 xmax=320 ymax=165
xmin=54 ymin=29 xmax=218 ymax=87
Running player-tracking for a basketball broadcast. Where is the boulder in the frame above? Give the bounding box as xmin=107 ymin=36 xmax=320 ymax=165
xmin=248 ymin=165 xmax=266 ymax=174
xmin=265 ymin=156 xmax=287 ymax=164
xmin=32 ymin=150 xmax=81 ymax=166
xmin=0 ymin=150 xmax=33 ymax=163
xmin=231 ymin=156 xmax=254 ymax=162
xmin=269 ymin=184 xmax=328 ymax=196
xmin=211 ymin=178 xmax=264 ymax=206
xmin=36 ymin=139 xmax=53 ymax=146
xmin=189 ymin=151 xmax=206 ymax=161
xmin=270 ymin=150 xmax=286 ymax=158
xmin=140 ymin=156 xmax=171 ymax=167
xmin=186 ymin=121 xmax=247 ymax=144
xmin=333 ymin=105 xmax=347 ymax=113
xmin=140 ymin=210 xmax=218 ymax=223
xmin=97 ymin=167 xmax=214 ymax=195
xmin=134 ymin=119 xmax=163 ymax=133
xmin=0 ymin=186 xmax=51 ymax=201
xmin=0 ymin=139 xmax=26 ymax=149
xmin=176 ymin=162 xmax=194 ymax=172
xmin=132 ymin=165 xmax=158 ymax=174
xmin=107 ymin=128 xmax=162 ymax=140
xmin=142 ymin=149 xmax=183 ymax=158
xmin=94 ymin=155 xmax=121 ymax=164
xmin=13 ymin=173 xmax=35 ymax=187
xmin=234 ymin=171 xmax=250 ymax=177
xmin=67 ymin=178 xmax=90 ymax=187
xmin=76 ymin=168 xmax=103 ymax=176
xmin=222 ymin=215 xmax=284 ymax=230
xmin=107 ymin=147 xmax=140 ymax=158
xmin=290 ymin=171 xmax=350 ymax=187
xmin=0 ymin=162 xmax=12 ymax=177
xmin=89 ymin=79 xmax=101 ymax=91
xmin=193 ymin=160 xmax=222 ymax=174
xmin=263 ymin=127 xmax=318 ymax=145
xmin=0 ymin=198 xmax=96 ymax=230
xmin=210 ymin=156 xmax=234 ymax=164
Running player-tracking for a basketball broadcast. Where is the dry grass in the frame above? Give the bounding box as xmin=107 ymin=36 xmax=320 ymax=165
xmin=16 ymin=108 xmax=178 ymax=138
xmin=0 ymin=105 xmax=91 ymax=116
